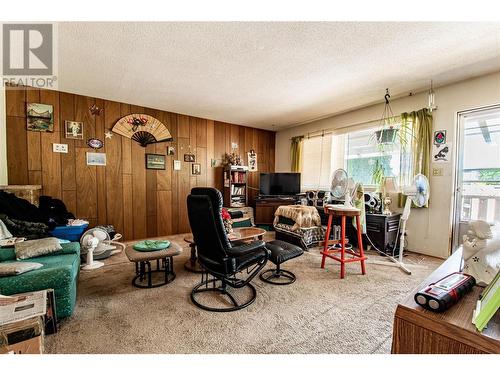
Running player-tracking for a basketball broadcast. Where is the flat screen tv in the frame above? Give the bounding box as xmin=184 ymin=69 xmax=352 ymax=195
xmin=259 ymin=173 xmax=301 ymax=196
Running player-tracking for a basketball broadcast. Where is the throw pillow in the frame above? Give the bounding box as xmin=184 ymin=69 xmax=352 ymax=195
xmin=0 ymin=262 xmax=43 ymax=276
xmin=15 ymin=237 xmax=62 ymax=260
xmin=232 ymin=218 xmax=253 ymax=228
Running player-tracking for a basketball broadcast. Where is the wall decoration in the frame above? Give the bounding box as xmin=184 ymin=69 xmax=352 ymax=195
xmin=434 ymin=130 xmax=447 ymax=145
xmin=27 ymin=103 xmax=54 ymax=132
xmin=247 ymin=149 xmax=258 ymax=171
xmin=210 ymin=158 xmax=218 ymax=167
xmin=112 ymin=114 xmax=173 ymax=147
xmin=145 ymin=154 xmax=166 ymax=170
xmin=104 ymin=130 xmax=113 ymax=139
xmin=86 ymin=152 xmax=106 ymax=166
xmin=173 ymin=160 xmax=181 ymax=171
xmin=184 ymin=153 xmax=195 ymax=162
xmin=89 ymin=104 xmax=103 ymax=116
xmin=87 ymin=138 xmax=104 ymax=150
xmin=6 ymin=85 xmax=276 ymax=240
xmin=64 ymin=121 xmax=84 ymax=139
xmin=167 ymin=146 xmax=175 ymax=156
xmin=223 ymin=152 xmax=242 ymax=166
xmin=433 ymin=143 xmax=450 ymax=163
xmin=191 ymin=163 xmax=201 ymax=175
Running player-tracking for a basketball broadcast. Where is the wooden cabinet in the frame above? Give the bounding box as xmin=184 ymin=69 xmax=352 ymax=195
xmin=0 ymin=185 xmax=42 ymax=206
xmin=392 ymin=248 xmax=500 ymax=354
xmin=255 ymin=198 xmax=296 ymax=225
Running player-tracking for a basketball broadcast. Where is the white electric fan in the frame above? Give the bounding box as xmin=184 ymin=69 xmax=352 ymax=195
xmin=372 ymin=174 xmax=430 ymax=274
xmin=79 ymin=228 xmax=125 ymax=270
xmin=329 ymin=168 xmax=359 ymax=209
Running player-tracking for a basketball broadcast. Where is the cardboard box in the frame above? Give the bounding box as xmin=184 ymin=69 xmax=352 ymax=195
xmin=0 ymin=317 xmax=44 ymax=355
xmin=6 ymin=336 xmax=43 ymax=354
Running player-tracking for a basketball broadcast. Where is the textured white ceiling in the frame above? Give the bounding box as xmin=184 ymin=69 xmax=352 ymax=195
xmin=57 ymin=22 xmax=500 ymax=130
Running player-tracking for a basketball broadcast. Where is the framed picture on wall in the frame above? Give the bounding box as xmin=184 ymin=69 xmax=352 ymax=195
xmin=86 ymin=152 xmax=107 ymax=166
xmin=65 ymin=121 xmax=84 ymax=139
xmin=27 ymin=103 xmax=54 ymax=132
xmin=146 ymin=153 xmax=166 ymax=170
xmin=191 ymin=163 xmax=201 ymax=175
xmin=184 ymin=153 xmax=195 ymax=162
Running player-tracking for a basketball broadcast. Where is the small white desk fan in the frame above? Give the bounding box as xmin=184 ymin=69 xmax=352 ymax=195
xmin=372 ymin=174 xmax=430 ymax=274
xmin=329 ymin=168 xmax=359 ymax=209
xmin=80 ymin=228 xmax=125 ymax=271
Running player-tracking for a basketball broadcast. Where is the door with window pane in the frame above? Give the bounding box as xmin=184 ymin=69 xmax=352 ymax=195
xmin=453 ymin=105 xmax=500 ymax=250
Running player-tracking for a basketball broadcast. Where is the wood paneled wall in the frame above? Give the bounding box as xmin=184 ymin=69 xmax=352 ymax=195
xmin=5 ymin=86 xmax=275 ymax=239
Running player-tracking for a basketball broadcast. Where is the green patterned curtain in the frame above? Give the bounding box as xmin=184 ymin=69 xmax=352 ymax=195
xmin=290 ymin=136 xmax=304 ymax=172
xmin=399 ymin=108 xmax=432 ymax=207
xmin=414 ymin=108 xmax=433 ymax=181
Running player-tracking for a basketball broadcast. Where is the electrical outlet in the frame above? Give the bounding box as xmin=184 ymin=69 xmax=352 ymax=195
xmin=53 ymin=143 xmax=68 ymax=153
xmin=432 ymin=167 xmax=443 ymax=176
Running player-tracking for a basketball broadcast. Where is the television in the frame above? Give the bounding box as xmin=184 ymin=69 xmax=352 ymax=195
xmin=259 ymin=173 xmax=301 ymax=196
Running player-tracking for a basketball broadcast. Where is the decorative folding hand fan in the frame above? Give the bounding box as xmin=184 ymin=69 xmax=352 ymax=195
xmin=112 ymin=114 xmax=173 ymax=147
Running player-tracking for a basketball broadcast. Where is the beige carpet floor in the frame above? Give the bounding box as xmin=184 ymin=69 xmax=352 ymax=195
xmin=45 ymin=233 xmax=442 ymax=354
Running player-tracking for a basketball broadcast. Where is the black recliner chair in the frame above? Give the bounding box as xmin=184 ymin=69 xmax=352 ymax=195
xmin=187 ymin=188 xmax=269 ymax=312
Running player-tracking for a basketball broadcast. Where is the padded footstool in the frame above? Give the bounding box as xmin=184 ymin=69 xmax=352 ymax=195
xmin=125 ymin=242 xmax=182 ymax=288
xmin=260 ymin=240 xmax=304 ymax=285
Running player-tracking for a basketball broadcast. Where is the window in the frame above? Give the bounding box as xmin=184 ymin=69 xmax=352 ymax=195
xmin=299 ymin=123 xmax=412 ymax=191
xmin=301 ymin=134 xmax=333 ymax=191
xmin=345 ymin=127 xmax=406 ymax=187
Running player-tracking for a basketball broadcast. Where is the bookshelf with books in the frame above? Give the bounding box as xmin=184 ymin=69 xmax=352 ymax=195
xmin=223 ymin=165 xmax=248 ymax=208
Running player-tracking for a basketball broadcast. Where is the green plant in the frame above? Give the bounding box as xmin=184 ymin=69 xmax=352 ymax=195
xmin=371 ymin=159 xmax=385 ymax=188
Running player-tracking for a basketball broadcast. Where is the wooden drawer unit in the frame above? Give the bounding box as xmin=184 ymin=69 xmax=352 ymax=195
xmin=255 ymin=197 xmax=296 ymax=225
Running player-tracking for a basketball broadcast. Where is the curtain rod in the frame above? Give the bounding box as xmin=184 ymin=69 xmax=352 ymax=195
xmin=290 ymin=107 xmax=437 ymax=140
xmin=291 ymin=117 xmax=384 ymax=140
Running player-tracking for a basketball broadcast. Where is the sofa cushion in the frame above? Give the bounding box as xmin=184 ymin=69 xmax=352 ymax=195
xmin=0 ymin=252 xmax=80 ymax=319
xmin=0 ymin=261 xmax=43 ymax=276
xmin=0 ymin=241 xmax=80 ymax=263
xmin=15 ymin=237 xmax=62 ymax=260
xmin=0 ymin=242 xmax=80 ymax=319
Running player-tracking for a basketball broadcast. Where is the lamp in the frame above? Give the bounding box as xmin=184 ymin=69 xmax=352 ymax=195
xmin=382 ymin=177 xmax=398 ymax=215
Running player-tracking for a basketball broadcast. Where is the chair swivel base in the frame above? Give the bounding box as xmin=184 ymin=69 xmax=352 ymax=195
xmin=191 ymin=279 xmax=257 ymax=312
xmin=260 ymin=268 xmax=296 ymax=285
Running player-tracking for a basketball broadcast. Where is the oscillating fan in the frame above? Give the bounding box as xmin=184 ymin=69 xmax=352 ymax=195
xmin=396 ymin=174 xmax=430 ymax=274
xmin=79 ymin=228 xmax=125 ymax=270
xmin=330 ymin=169 xmax=359 ymax=209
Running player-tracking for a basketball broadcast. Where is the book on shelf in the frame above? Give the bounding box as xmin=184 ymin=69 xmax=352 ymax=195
xmin=231 ymin=171 xmax=246 ymax=183
xmin=231 ymin=186 xmax=246 ymax=195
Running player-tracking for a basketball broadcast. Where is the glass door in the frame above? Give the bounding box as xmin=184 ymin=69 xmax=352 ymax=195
xmin=453 ymin=105 xmax=500 ymax=250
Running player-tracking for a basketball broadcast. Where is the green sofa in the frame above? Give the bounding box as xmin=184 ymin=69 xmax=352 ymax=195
xmin=0 ymin=242 xmax=80 ymax=319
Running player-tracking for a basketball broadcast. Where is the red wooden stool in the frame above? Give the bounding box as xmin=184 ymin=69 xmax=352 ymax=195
xmin=320 ymin=205 xmax=367 ymax=279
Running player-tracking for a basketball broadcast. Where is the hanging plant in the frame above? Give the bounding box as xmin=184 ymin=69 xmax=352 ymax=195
xmin=370 ymin=88 xmax=413 ymax=152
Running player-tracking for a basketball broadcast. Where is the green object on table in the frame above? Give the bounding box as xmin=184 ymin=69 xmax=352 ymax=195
xmin=473 ymin=270 xmax=500 ymax=332
xmin=133 ymin=240 xmax=170 ymax=252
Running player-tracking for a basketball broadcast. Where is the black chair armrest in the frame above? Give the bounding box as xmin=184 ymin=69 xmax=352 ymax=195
xmin=227 ymin=240 xmax=266 ymax=257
